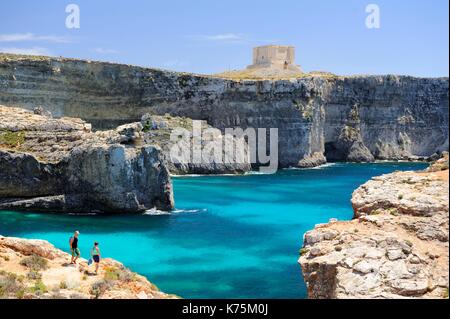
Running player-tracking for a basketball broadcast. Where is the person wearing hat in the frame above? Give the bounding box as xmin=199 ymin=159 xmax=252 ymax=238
xmin=69 ymin=230 xmax=81 ymax=264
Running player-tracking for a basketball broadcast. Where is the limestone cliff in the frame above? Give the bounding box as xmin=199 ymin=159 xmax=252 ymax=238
xmin=0 ymin=236 xmax=177 ymax=299
xmin=1 ymin=54 xmax=447 ymax=168
xmin=299 ymin=161 xmax=449 ymax=299
xmin=141 ymin=114 xmax=251 ymax=175
xmin=0 ymin=106 xmax=174 ymax=213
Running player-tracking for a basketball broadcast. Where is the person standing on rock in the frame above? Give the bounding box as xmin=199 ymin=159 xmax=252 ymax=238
xmin=69 ymin=231 xmax=81 ymax=264
xmin=90 ymin=242 xmax=101 ymax=274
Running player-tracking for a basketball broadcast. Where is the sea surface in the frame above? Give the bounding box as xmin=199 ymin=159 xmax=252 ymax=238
xmin=0 ymin=162 xmax=427 ymax=298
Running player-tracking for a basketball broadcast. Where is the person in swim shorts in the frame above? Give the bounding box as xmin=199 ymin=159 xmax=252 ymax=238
xmin=69 ymin=230 xmax=80 ymax=264
xmin=90 ymin=241 xmax=101 ymax=274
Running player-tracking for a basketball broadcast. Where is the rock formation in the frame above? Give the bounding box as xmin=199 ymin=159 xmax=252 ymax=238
xmin=0 ymin=54 xmax=447 ymax=168
xmin=141 ymin=114 xmax=251 ymax=175
xmin=0 ymin=236 xmax=177 ymax=299
xmin=299 ymin=160 xmax=449 ymax=299
xmin=0 ymin=106 xmax=174 ymax=213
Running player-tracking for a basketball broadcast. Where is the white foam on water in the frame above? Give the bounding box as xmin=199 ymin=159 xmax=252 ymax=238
xmin=172 ymin=173 xmax=246 ymax=178
xmin=285 ymin=162 xmax=338 ymax=170
xmin=310 ymin=163 xmax=337 ymax=169
xmin=143 ymin=207 xmax=207 ymax=215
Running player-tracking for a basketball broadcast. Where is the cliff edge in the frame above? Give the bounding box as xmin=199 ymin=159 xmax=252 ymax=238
xmin=299 ymin=156 xmax=449 ymax=299
xmin=0 ymin=236 xmax=177 ymax=299
xmin=0 ymin=53 xmax=447 ymax=168
xmin=0 ymin=106 xmax=174 ymax=213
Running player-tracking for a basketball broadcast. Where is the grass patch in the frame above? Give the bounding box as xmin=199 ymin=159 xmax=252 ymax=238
xmin=59 ymin=280 xmax=68 ymax=289
xmin=103 ymin=265 xmax=135 ymax=282
xmin=103 ymin=266 xmax=121 ymax=281
xmin=299 ymin=248 xmax=309 ymax=256
xmin=388 ymin=208 xmax=399 ymax=216
xmin=0 ymin=130 xmax=25 ymax=148
xmin=20 ymin=255 xmax=48 ymax=271
xmin=30 ymin=280 xmax=47 ymax=295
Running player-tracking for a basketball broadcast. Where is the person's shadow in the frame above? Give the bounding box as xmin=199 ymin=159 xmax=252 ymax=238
xmin=61 ymin=262 xmax=74 ymax=267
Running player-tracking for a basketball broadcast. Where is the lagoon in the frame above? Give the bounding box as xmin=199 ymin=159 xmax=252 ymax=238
xmin=0 ymin=162 xmax=426 ymax=298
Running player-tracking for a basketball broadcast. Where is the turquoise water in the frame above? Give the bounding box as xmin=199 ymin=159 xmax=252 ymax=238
xmin=0 ymin=162 xmax=426 ymax=298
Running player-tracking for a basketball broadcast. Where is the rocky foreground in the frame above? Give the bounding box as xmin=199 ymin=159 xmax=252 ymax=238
xmin=0 ymin=236 xmax=176 ymax=299
xmin=299 ymin=158 xmax=449 ymax=299
xmin=0 ymin=106 xmax=174 ymax=213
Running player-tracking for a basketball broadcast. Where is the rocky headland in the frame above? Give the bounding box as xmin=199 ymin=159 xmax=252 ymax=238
xmin=0 ymin=235 xmax=176 ymax=299
xmin=141 ymin=113 xmax=251 ymax=175
xmin=0 ymin=53 xmax=448 ymax=169
xmin=299 ymin=155 xmax=449 ymax=299
xmin=0 ymin=106 xmax=174 ymax=214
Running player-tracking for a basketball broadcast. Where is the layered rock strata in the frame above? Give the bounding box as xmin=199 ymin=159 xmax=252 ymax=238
xmin=0 ymin=54 xmax=447 ymax=168
xmin=299 ymin=165 xmax=449 ymax=299
xmin=141 ymin=114 xmax=251 ymax=175
xmin=0 ymin=106 xmax=174 ymax=213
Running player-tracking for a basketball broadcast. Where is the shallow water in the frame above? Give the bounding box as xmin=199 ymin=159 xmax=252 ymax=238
xmin=0 ymin=162 xmax=427 ymax=298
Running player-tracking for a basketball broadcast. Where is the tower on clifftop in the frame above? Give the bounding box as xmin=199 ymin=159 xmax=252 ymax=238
xmin=247 ymin=45 xmax=302 ymax=72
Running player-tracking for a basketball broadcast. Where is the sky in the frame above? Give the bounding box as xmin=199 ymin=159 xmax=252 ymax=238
xmin=0 ymin=0 xmax=448 ymax=77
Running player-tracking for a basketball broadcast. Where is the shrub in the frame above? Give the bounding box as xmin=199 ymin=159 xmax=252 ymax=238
xmin=27 ymin=270 xmax=42 ymax=280
xmin=0 ymin=272 xmax=26 ymax=298
xmin=103 ymin=265 xmax=135 ymax=282
xmin=388 ymin=208 xmax=399 ymax=216
xmin=20 ymin=255 xmax=48 ymax=271
xmin=15 ymin=288 xmax=25 ymax=299
xmin=90 ymin=279 xmax=113 ymax=298
xmin=103 ymin=266 xmax=121 ymax=281
xmin=59 ymin=281 xmax=68 ymax=289
xmin=30 ymin=280 xmax=48 ymax=295
xmin=118 ymin=269 xmax=135 ymax=282
xmin=299 ymin=248 xmax=309 ymax=256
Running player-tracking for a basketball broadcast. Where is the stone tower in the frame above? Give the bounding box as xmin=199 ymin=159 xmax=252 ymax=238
xmin=247 ymin=45 xmax=302 ymax=72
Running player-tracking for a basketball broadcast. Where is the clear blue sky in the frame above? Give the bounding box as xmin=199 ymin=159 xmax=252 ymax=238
xmin=0 ymin=0 xmax=448 ymax=77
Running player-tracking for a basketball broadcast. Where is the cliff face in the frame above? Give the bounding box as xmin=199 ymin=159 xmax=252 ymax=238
xmin=0 ymin=106 xmax=174 ymax=213
xmin=0 ymin=54 xmax=448 ymax=168
xmin=141 ymin=114 xmax=251 ymax=175
xmin=324 ymin=76 xmax=449 ymax=161
xmin=299 ymin=162 xmax=449 ymax=299
xmin=0 ymin=236 xmax=177 ymax=299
